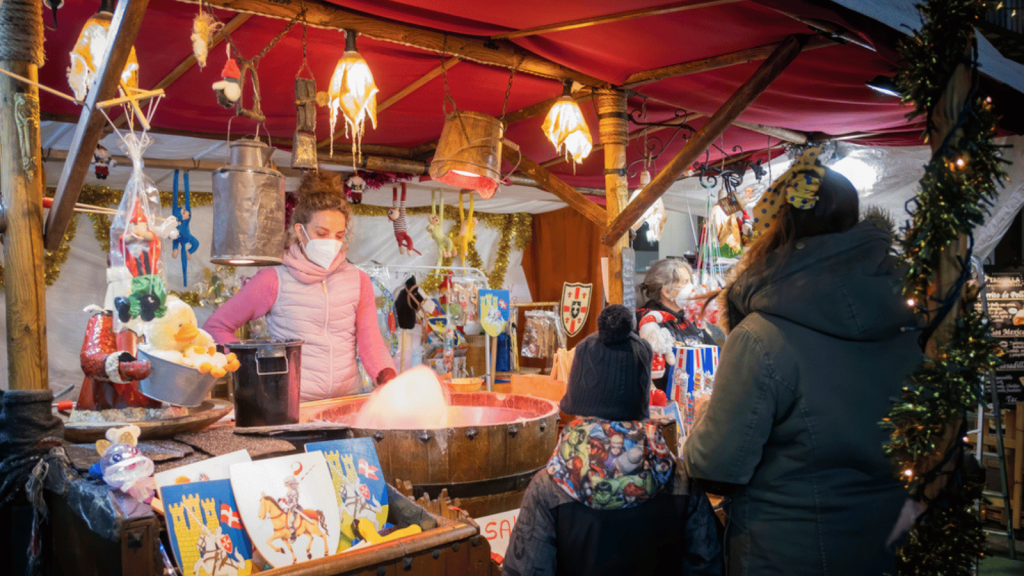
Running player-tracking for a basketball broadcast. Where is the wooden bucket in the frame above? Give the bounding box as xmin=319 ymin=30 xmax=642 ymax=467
xmin=429 ymin=111 xmax=503 ymax=198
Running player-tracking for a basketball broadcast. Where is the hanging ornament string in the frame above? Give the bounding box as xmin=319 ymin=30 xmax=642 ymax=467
xmin=499 ymin=55 xmax=522 ymax=125
xmin=296 ymin=0 xmax=313 ymax=80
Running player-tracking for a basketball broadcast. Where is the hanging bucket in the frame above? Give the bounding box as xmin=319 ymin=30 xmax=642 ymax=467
xmin=228 ymin=339 xmax=303 ymax=427
xmin=429 ymin=111 xmax=503 ymax=199
xmin=210 ymin=138 xmax=286 ymax=266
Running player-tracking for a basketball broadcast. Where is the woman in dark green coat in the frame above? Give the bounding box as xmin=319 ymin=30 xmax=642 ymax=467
xmin=684 ymin=148 xmax=917 ymax=575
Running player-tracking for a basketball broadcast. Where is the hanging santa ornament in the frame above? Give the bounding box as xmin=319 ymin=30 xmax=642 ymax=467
xmin=328 ymin=29 xmax=378 ymax=167
xmin=346 ymin=174 xmax=366 ymax=204
xmin=68 ymin=0 xmax=139 ymax=101
xmin=542 ymin=81 xmax=593 ymax=167
xmin=93 ymin=144 xmax=114 ymax=179
xmin=212 ymin=48 xmax=242 ymax=109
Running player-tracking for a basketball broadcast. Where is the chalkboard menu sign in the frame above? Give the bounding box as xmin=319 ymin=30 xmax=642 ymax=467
xmin=983 ymin=266 xmax=1024 ymax=406
xmin=622 ymin=248 xmax=636 ymax=313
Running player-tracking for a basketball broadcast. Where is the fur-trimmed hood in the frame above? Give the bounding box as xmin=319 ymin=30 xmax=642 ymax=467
xmin=716 ymin=215 xmax=914 ymax=340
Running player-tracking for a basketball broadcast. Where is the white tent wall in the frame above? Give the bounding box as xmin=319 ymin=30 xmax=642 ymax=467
xmin=0 ymin=203 xmax=530 ymax=393
xmin=12 ymin=119 xmax=1024 ymax=395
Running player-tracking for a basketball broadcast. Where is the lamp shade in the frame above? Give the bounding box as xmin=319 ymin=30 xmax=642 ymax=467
xmin=429 ymin=110 xmax=504 ymax=199
xmin=328 ymin=50 xmax=378 ymax=149
xmin=541 ymin=95 xmax=593 ymax=164
xmin=67 ymin=11 xmax=140 ymax=101
xmin=210 ymin=139 xmax=286 ymax=266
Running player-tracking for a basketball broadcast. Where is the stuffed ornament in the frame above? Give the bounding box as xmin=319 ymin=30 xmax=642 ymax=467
xmin=395 ymin=276 xmax=435 ymax=330
xmin=94 ymin=144 xmax=114 ymax=179
xmin=171 ymin=170 xmax=200 ymax=286
xmin=212 ymin=54 xmax=242 ymax=109
xmin=347 ymin=174 xmax=366 ymax=204
xmin=426 ymin=190 xmax=454 ymax=267
xmin=388 ymin=183 xmax=420 ymax=256
xmin=191 ymin=11 xmax=219 ymax=69
xmin=454 ymin=190 xmax=477 ymax=267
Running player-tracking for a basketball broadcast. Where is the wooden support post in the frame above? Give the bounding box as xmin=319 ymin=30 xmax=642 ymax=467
xmin=597 ymin=89 xmax=630 ymax=305
xmin=499 ymin=145 xmax=606 ymax=228
xmin=601 ymin=34 xmax=807 ymax=246
xmin=44 ymin=0 xmax=150 ymax=250
xmin=0 ymin=1 xmax=47 ymax=390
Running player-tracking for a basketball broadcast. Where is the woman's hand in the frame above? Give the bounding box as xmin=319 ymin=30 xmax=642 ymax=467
xmin=376 ymin=368 xmax=397 ymax=386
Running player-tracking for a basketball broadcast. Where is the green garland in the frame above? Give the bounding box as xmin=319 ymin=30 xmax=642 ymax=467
xmin=880 ymin=1 xmax=1004 ymax=574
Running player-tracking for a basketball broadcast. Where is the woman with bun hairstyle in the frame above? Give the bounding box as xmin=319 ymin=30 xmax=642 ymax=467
xmin=204 ymin=171 xmax=396 ymax=401
xmin=684 ymin=147 xmax=917 ymax=575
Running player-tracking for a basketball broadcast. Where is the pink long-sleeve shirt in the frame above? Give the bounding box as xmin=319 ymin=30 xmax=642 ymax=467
xmin=204 ymin=247 xmax=395 ymax=400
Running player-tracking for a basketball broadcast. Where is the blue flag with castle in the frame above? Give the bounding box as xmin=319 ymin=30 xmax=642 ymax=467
xmin=164 ymin=479 xmax=254 ymax=576
xmin=305 ymin=437 xmax=389 ymax=550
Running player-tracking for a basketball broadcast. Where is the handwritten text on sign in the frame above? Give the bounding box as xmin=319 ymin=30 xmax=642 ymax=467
xmin=477 ymin=508 xmax=519 ymax=560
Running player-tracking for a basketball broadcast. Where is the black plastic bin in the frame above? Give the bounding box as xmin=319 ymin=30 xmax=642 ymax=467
xmin=227 ymin=339 xmax=303 ymax=427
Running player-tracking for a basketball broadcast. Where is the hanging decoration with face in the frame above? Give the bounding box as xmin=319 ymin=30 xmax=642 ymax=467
xmin=67 ymin=2 xmax=140 ymax=102
xmin=426 ymin=190 xmax=455 ymax=267
xmin=542 ymin=81 xmax=593 ymax=169
xmin=328 ymin=29 xmax=378 ymax=168
xmin=291 ymin=12 xmax=318 ymax=170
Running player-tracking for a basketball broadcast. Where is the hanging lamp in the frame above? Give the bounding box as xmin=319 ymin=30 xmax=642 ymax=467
xmin=541 ymin=81 xmax=593 ymax=165
xmin=429 ymin=110 xmax=505 ymax=199
xmin=328 ymin=29 xmax=378 ymax=163
xmin=67 ymin=0 xmax=139 ymax=101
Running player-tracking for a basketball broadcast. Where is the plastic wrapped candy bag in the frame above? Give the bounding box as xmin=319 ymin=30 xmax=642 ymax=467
xmin=108 ymin=132 xmax=179 ymax=332
xmin=453 ymin=277 xmax=482 ymax=334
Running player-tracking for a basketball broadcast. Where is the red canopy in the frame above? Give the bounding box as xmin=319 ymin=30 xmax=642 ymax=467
xmin=39 ymin=1 xmax=927 ymax=190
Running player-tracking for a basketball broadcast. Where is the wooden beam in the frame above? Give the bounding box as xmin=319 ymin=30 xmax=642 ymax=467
xmin=639 ymin=93 xmax=807 ymax=144
xmin=113 ymin=13 xmax=250 ymax=128
xmin=623 ymin=34 xmax=835 ymax=88
xmin=379 ymin=58 xmax=460 ymax=114
xmin=501 ymin=144 xmax=607 ymax=228
xmin=318 ymin=57 xmax=462 ymax=150
xmin=44 ymin=0 xmax=150 ymax=251
xmin=175 ymin=0 xmax=608 ymax=88
xmin=1 ymin=1 xmax=48 ymax=390
xmin=491 ymin=0 xmax=743 ymax=40
xmin=602 ymin=34 xmax=807 ymax=246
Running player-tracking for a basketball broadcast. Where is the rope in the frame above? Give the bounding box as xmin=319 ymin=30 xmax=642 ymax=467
xmin=0 ymin=0 xmax=45 ymax=66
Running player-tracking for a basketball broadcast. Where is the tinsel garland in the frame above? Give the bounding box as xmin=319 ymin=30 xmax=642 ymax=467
xmin=880 ymin=1 xmax=1004 ymax=574
xmin=45 ymin=185 xmax=533 ymax=300
xmin=351 ymin=203 xmax=532 ymax=293
xmin=77 ymin=185 xmax=214 ymax=253
xmin=0 ymin=216 xmax=77 ymax=288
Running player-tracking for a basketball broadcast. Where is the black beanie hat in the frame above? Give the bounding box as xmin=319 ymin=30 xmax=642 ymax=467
xmin=560 ymin=305 xmax=653 ymax=421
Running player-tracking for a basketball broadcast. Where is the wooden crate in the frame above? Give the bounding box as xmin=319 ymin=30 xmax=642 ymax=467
xmin=975 ymin=404 xmax=1024 ymax=530
xmin=510 ymin=373 xmax=566 ymax=405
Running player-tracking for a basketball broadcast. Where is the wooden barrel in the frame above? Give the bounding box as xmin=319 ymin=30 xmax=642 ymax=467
xmin=302 ymin=392 xmax=558 ymax=518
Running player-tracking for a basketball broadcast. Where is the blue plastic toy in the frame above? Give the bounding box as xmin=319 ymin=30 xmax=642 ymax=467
xmin=171 ymin=170 xmax=200 ymax=286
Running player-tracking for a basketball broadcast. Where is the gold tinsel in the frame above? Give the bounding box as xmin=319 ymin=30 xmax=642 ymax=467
xmin=71 ymin=185 xmax=214 ymax=253
xmin=0 ymin=216 xmax=77 ymax=289
xmin=351 ymin=202 xmax=532 ymax=294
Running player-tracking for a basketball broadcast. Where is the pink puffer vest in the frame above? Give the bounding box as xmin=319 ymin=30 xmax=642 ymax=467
xmin=265 ymin=262 xmax=361 ymax=401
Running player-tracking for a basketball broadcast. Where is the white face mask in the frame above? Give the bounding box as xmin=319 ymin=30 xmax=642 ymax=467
xmin=674 ymin=283 xmax=695 ymax=308
xmin=301 ymin=225 xmax=344 ymax=269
